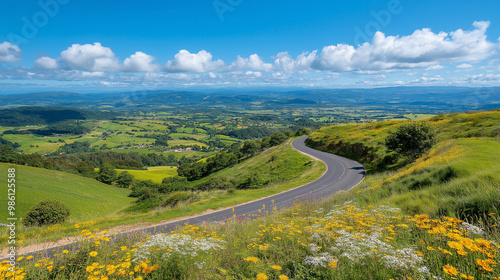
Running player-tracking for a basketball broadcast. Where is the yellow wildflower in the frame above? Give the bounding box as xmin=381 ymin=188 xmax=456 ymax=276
xmin=443 ymin=264 xmax=458 ymax=276
xmin=256 ymin=273 xmax=268 ymax=280
xmin=245 ymin=257 xmax=259 ymax=263
xmin=328 ymin=261 xmax=338 ymax=268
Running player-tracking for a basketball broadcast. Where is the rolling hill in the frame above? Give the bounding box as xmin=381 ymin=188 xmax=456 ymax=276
xmin=0 ymin=162 xmax=134 ymax=222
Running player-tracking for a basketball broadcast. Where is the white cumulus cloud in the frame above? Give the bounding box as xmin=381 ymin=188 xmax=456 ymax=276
xmin=123 ymin=51 xmax=159 ymax=72
xmin=0 ymin=41 xmax=22 ymax=63
xmin=60 ymin=42 xmax=120 ymax=71
xmin=273 ymin=51 xmax=317 ymax=72
xmin=165 ymin=50 xmax=224 ymax=73
xmin=312 ymin=21 xmax=495 ymax=72
xmin=35 ymin=56 xmax=59 ymax=70
xmin=229 ymin=54 xmax=273 ymax=71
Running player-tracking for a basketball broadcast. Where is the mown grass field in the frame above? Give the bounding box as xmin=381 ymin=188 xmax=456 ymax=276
xmin=117 ymin=166 xmax=178 ymax=184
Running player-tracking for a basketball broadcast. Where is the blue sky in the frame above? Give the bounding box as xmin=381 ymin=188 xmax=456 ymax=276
xmin=0 ymin=0 xmax=500 ymax=93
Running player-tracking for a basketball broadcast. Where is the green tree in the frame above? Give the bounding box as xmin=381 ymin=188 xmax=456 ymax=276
xmin=241 ymin=140 xmax=261 ymax=156
xmin=116 ymin=171 xmax=134 ymax=188
xmin=97 ymin=162 xmax=117 ymax=184
xmin=385 ymin=121 xmax=436 ymax=160
xmin=294 ymin=127 xmax=312 ymax=136
xmin=270 ymin=132 xmax=287 ymax=146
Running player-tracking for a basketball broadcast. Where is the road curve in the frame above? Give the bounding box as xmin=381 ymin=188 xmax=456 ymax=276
xmin=12 ymin=136 xmax=365 ymax=258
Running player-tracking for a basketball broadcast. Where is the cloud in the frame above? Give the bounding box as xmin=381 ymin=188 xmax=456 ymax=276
xmin=312 ymin=21 xmax=494 ymax=72
xmin=426 ymin=65 xmax=444 ymax=71
xmin=60 ymin=42 xmax=120 ymax=71
xmin=208 ymin=72 xmax=217 ymax=78
xmin=0 ymin=42 xmax=22 ymax=63
xmin=311 ymin=44 xmax=356 ymax=71
xmin=245 ymin=71 xmax=262 ymax=77
xmin=229 ymin=54 xmax=273 ymax=71
xmin=35 ymin=56 xmax=59 ymax=69
xmin=466 ymin=73 xmax=500 ymax=82
xmin=165 ymin=50 xmax=224 ymax=73
xmin=123 ymin=51 xmax=159 ymax=72
xmin=456 ymin=63 xmax=473 ymax=69
xmin=410 ymin=75 xmax=444 ymax=84
xmin=273 ymin=51 xmax=317 ymax=72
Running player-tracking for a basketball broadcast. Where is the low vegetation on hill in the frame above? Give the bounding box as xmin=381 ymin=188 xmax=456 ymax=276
xmin=307 ymin=110 xmax=500 ymax=220
xmin=4 ymin=195 xmax=498 ymax=279
xmin=307 ymin=110 xmax=500 ymax=172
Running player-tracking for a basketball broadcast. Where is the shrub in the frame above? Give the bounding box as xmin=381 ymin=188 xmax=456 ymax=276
xmin=385 ymin=121 xmax=436 ymax=160
xmin=159 ymin=176 xmax=189 ymax=193
xmin=23 ymin=200 xmax=70 ymax=226
xmin=294 ymin=127 xmax=312 ymax=136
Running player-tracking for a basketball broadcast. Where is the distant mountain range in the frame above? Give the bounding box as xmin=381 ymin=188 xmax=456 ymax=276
xmin=0 ymin=87 xmax=498 ymax=113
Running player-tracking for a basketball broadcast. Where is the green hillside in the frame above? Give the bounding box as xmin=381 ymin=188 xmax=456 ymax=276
xmin=0 ymin=163 xmax=134 ymax=221
xmin=307 ymin=110 xmax=500 ymax=218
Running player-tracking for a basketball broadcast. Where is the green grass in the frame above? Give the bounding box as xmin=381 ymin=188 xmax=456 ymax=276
xmin=169 ymin=140 xmax=207 ymax=147
xmin=10 ymin=192 xmax=499 ymax=279
xmin=0 ymin=134 xmax=76 ymax=154
xmin=307 ymin=109 xmax=500 ymax=220
xmin=117 ymin=166 xmax=177 ymax=184
xmin=0 ymin=163 xmax=134 ymax=222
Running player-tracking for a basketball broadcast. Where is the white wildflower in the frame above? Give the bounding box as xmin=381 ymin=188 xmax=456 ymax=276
xmin=309 ymin=243 xmax=320 ymax=252
xmin=133 ymin=233 xmax=226 ymax=261
xmin=305 ymin=252 xmax=337 ymax=267
xmin=459 ymin=222 xmax=484 ymax=235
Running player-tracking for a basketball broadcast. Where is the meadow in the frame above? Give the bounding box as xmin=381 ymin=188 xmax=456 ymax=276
xmin=3 ymin=196 xmax=498 ymax=279
xmin=116 ymin=166 xmax=178 ymax=184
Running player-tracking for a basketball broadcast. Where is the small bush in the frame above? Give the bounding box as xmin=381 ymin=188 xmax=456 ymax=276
xmin=23 ymin=200 xmax=70 ymax=226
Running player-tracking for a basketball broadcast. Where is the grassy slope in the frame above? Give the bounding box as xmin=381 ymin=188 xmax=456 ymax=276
xmin=0 ymin=163 xmax=134 ymax=221
xmin=307 ymin=110 xmax=500 ymax=218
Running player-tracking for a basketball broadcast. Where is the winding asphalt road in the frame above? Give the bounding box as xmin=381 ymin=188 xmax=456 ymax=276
xmin=10 ymin=136 xmax=365 ymax=259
